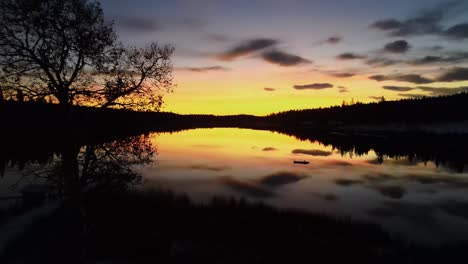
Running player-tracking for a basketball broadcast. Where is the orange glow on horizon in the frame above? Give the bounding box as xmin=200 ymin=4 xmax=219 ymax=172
xmin=155 ymin=59 xmax=468 ymax=115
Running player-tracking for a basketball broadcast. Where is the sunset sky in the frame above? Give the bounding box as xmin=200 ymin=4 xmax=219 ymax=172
xmin=100 ymin=0 xmax=468 ymax=115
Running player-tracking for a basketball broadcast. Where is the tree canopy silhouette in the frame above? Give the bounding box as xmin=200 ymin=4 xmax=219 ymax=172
xmin=0 ymin=0 xmax=174 ymax=111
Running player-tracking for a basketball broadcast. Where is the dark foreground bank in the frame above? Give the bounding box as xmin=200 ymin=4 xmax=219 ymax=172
xmin=1 ymin=190 xmax=467 ymax=264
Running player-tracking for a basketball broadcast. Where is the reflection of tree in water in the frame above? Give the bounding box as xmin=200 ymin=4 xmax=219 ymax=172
xmin=9 ymin=134 xmax=155 ymax=197
xmin=75 ymin=135 xmax=155 ymax=192
xmin=0 ymin=134 xmax=156 ymax=262
xmin=274 ymin=127 xmax=468 ymax=173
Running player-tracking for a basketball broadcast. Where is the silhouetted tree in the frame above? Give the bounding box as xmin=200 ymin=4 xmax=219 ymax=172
xmin=0 ymin=0 xmax=174 ymax=111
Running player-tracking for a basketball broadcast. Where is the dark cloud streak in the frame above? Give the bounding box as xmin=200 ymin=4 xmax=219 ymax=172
xmin=330 ymin=72 xmax=355 ymax=78
xmin=444 ymin=23 xmax=468 ymax=39
xmin=383 ymin=86 xmax=415 ymax=92
xmin=418 ymin=86 xmax=468 ymax=96
xmin=217 ymin=38 xmax=277 ymax=61
xmin=384 ymin=40 xmax=410 ymax=53
xmin=371 ymin=19 xmax=401 ymax=30
xmin=261 ymin=50 xmax=311 ymax=66
xmin=206 ymin=33 xmax=231 ymax=43
xmin=337 ymin=53 xmax=366 ymax=60
xmin=408 ymin=53 xmax=468 ymax=66
xmin=338 ymin=86 xmax=350 ymax=93
xmin=371 ymin=1 xmax=468 ymax=40
xmin=369 ymin=74 xmax=433 ymax=84
xmin=366 ymin=57 xmax=400 ymax=67
xmin=326 ymin=36 xmax=341 ymax=44
xmin=293 ymin=83 xmax=334 ymax=90
xmin=178 ymin=66 xmax=229 ymax=72
xmin=398 ymin=93 xmax=426 ymax=98
xmin=437 ymin=67 xmax=468 ymax=82
xmin=392 ymin=86 xmax=468 ymax=97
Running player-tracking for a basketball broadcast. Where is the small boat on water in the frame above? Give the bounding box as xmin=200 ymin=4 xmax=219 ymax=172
xmin=293 ymin=160 xmax=310 ymax=164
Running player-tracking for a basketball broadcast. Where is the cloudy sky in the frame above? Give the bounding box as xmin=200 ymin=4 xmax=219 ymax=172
xmin=100 ymin=0 xmax=468 ymax=115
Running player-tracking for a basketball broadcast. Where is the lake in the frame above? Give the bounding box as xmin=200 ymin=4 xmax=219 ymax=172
xmin=2 ymin=127 xmax=468 ymax=245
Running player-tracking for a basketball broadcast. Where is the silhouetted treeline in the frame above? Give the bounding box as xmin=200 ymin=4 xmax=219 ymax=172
xmin=266 ymin=93 xmax=468 ymax=126
xmin=156 ymin=93 xmax=468 ymax=128
xmin=0 ymin=101 xmax=186 ymax=139
xmin=0 ymin=101 xmax=268 ymax=141
xmin=3 ymin=93 xmax=468 ymax=138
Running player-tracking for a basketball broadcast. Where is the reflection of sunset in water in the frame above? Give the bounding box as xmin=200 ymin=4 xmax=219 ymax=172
xmin=142 ymin=128 xmax=468 ymax=245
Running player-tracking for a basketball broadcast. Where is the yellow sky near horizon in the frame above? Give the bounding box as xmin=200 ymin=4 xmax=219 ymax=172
xmin=162 ymin=68 xmax=468 ymax=115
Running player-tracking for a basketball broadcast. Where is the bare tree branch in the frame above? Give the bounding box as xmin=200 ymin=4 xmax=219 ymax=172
xmin=0 ymin=0 xmax=174 ymax=111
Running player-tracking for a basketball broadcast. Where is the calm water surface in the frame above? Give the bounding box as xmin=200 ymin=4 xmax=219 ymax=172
xmin=2 ymin=127 xmax=468 ymax=245
xmin=141 ymin=128 xmax=468 ymax=244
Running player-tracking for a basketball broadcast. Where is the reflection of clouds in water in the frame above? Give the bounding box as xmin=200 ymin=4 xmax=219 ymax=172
xmin=219 ymin=176 xmax=275 ymax=198
xmin=4 ymin=126 xmax=468 ymax=246
xmin=437 ymin=200 xmax=468 ymax=220
xmin=190 ymin=144 xmax=224 ymax=149
xmin=366 ymin=158 xmax=419 ymax=166
xmin=324 ymin=160 xmax=353 ymax=167
xmin=156 ymin=163 xmax=230 ymax=172
xmin=187 ymin=164 xmax=230 ymax=172
xmin=365 ymin=198 xmax=468 ymax=245
xmin=312 ymin=193 xmax=339 ymax=202
xmin=417 ymin=188 xmax=438 ymax=195
xmin=259 ymin=171 xmax=307 ymax=187
xmin=335 ymin=174 xmax=406 ymax=199
xmin=368 ymin=199 xmax=468 ymax=228
xmin=334 ymin=179 xmax=363 ymax=186
xmin=367 ymin=207 xmax=396 ymax=218
xmin=334 ymin=172 xmax=468 ymax=199
xmin=374 ymin=185 xmax=406 ymax=199
xmin=366 ymin=159 xmax=383 ymax=165
xmin=219 ymin=171 xmax=308 ymax=198
xmin=291 ymin=149 xmax=332 ymax=156
xmin=369 ymin=201 xmax=436 ymax=225
xmin=145 ymin=128 xmax=468 ymax=244
xmin=262 ymin=147 xmax=277 ymax=151
xmin=362 ymin=173 xmax=398 ymax=183
xmin=406 ymin=174 xmax=468 ymax=189
xmin=362 ymin=174 xmax=405 ymax=198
